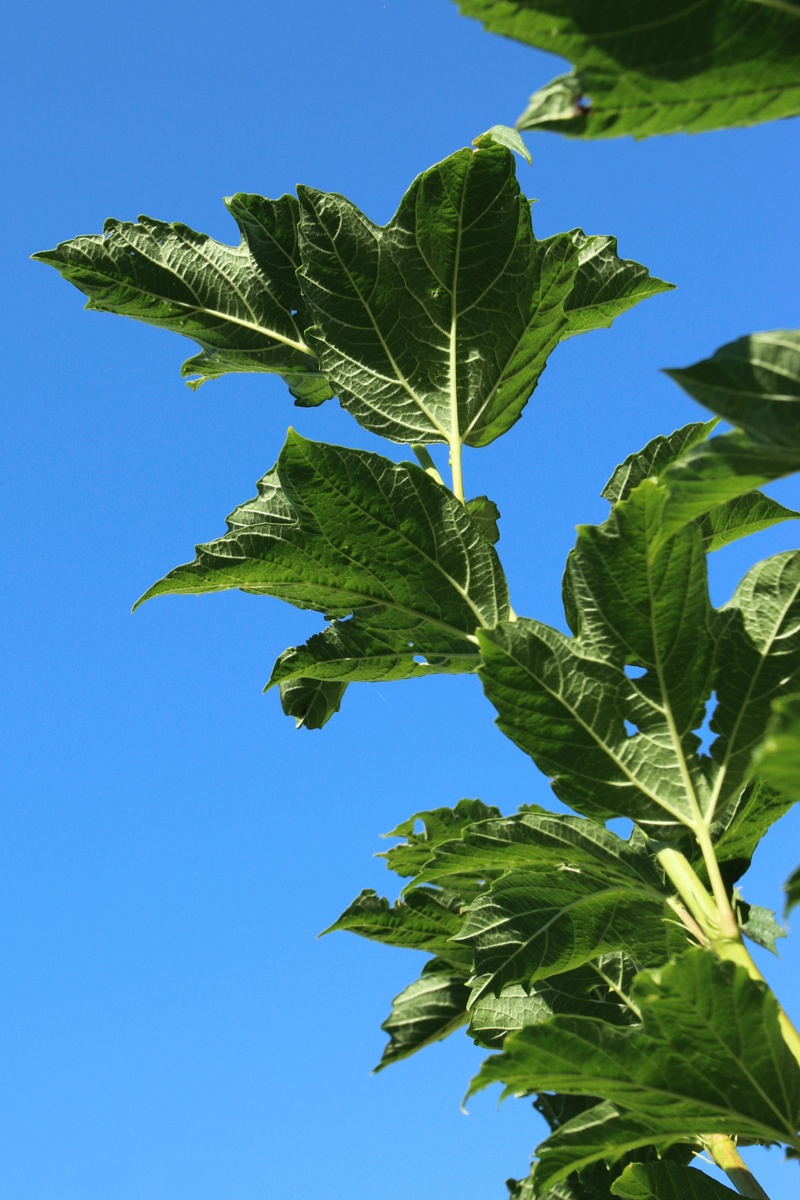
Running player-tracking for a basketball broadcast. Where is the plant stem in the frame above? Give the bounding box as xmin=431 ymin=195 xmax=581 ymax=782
xmin=449 ymin=436 xmax=465 ymax=504
xmin=410 ymin=444 xmax=445 ymax=487
xmin=657 ymin=846 xmax=800 ymax=1069
xmin=704 ymin=1135 xmax=771 ymax=1199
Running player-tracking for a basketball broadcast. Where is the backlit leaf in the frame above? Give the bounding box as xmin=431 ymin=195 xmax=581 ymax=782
xmin=376 ymin=958 xmax=470 ymax=1070
xmin=611 ymin=1161 xmax=741 ymax=1199
xmin=33 ymin=194 xmax=331 ymax=400
xmin=297 ymin=140 xmax=669 ymax=449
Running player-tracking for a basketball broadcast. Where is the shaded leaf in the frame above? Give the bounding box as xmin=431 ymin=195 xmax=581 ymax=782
xmin=469 ymin=954 xmax=641 ymax=1048
xmin=752 ymin=692 xmax=800 ymax=797
xmin=278 ymin=676 xmax=346 ymax=729
xmin=611 ymin=1161 xmax=741 ymax=1199
xmin=470 ymin=950 xmax=800 ymax=1188
xmin=323 ymin=887 xmax=471 ymax=969
xmin=785 ymin=866 xmax=800 ymax=916
xmin=467 ymin=495 xmax=502 ymax=544
xmin=708 ymin=780 xmax=794 ymax=887
xmin=455 ymin=1 xmax=800 ymax=140
xmin=34 ymin=194 xmax=331 ymax=399
xmin=298 ymin=140 xmax=669 ymax=449
xmin=376 ymin=958 xmax=470 ymax=1070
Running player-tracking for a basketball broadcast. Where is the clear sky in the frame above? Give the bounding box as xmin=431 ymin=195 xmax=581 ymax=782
xmin=3 ymin=2 xmax=800 ymax=1197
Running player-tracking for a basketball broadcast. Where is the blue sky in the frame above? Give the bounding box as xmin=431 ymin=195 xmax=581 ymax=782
xmin=3 ymin=2 xmax=800 ymax=1197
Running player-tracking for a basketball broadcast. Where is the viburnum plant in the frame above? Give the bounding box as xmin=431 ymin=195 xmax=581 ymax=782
xmin=34 ymin=121 xmax=800 ymax=1199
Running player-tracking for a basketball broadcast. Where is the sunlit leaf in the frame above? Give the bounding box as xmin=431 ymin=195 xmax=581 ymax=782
xmin=323 ymin=887 xmax=472 ymax=970
xmin=611 ymin=1160 xmax=741 ymax=1199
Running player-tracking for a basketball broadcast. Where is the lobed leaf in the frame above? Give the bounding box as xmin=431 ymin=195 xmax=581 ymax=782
xmin=137 ymin=434 xmax=510 ymax=716
xmin=454 ymin=1 xmax=800 ymax=140
xmin=469 ymin=950 xmax=800 ymax=1188
xmin=33 ymin=195 xmax=331 ymax=400
xmin=381 ymin=798 xmax=502 ymax=880
xmin=297 ymin=139 xmax=669 ymax=449
xmin=323 ymin=887 xmax=472 ymax=970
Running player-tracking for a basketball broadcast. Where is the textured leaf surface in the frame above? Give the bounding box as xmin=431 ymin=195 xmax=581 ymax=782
xmin=601 ymin=423 xmax=717 ymax=507
xmin=381 ymin=798 xmax=502 ymax=880
xmin=455 ymin=1 xmax=800 ymax=140
xmin=277 ymin=676 xmax=346 ymax=729
xmin=323 ymin=887 xmax=471 ymax=969
xmin=297 ymin=140 xmax=668 ymax=449
xmin=377 ymin=959 xmax=470 ymax=1070
xmin=709 ymin=780 xmax=794 ymax=886
xmin=733 ymin=892 xmax=786 ymax=953
xmin=138 ymin=435 xmax=509 ymax=704
xmin=469 ymin=954 xmax=640 ymax=1047
xmin=470 ymin=951 xmax=800 ymax=1187
xmin=611 ymin=1161 xmax=740 ymax=1199
xmin=34 ymin=195 xmax=331 ymax=400
xmin=453 ymin=819 xmax=670 ymax=1000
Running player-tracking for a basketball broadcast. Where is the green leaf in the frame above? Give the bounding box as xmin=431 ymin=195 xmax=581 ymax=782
xmin=708 ymin=780 xmax=794 ymax=886
xmin=380 ymin=798 xmax=502 ymax=880
xmin=733 ymin=890 xmax=786 ymax=954
xmin=323 ymin=887 xmax=471 ymax=970
xmin=709 ymin=552 xmax=800 ymax=814
xmin=469 ymin=954 xmax=641 ymax=1047
xmin=665 ymin=331 xmax=800 ymax=447
xmin=698 ymin=491 xmax=799 ymax=551
xmin=466 ymin=495 xmax=502 ymax=544
xmin=475 ymin=124 xmax=533 ymax=164
xmin=469 ymin=950 xmax=800 ymax=1188
xmin=137 ymin=435 xmax=509 ymax=708
xmin=449 ymin=818 xmax=670 ymax=1001
xmin=752 ymin=692 xmax=800 ymax=796
xmin=601 ymin=422 xmax=717 ymax=507
xmin=455 ymin=1 xmax=800 ymax=140
xmin=33 ymin=194 xmax=331 ymax=400
xmin=480 ymin=481 xmax=716 ymax=829
xmin=785 ymin=866 xmax=800 ymax=915
xmin=611 ymin=1161 xmax=741 ymax=1199
xmin=376 ymin=958 xmax=470 ymax=1070
xmin=660 ymin=331 xmax=800 ymax=536
xmin=297 ymin=141 xmax=669 ymax=450
xmin=277 ymin=676 xmax=346 ymax=729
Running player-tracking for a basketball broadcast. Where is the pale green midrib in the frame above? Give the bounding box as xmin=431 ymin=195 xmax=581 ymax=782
xmin=706 ymin=570 xmax=800 ymax=821
xmin=642 ymin=517 xmax=707 ymax=834
xmin=497 ymin=631 xmax=688 ymax=822
xmin=591 ymin=960 xmax=643 ymax=1021
xmin=447 ymin=171 xmax=468 ymax=501
xmin=291 ymin=442 xmax=499 ymax=628
xmin=307 ymin=198 xmax=450 ymax=441
xmin=465 ymin=880 xmax=665 ymax=1002
xmin=112 ymin=223 xmax=313 ymax=357
xmin=82 ymin=260 xmax=313 ymax=358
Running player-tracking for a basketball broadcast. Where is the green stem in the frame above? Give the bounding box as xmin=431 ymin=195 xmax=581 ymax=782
xmin=410 ymin=444 xmax=445 ymax=487
xmin=657 ymin=846 xmax=800 ymax=1069
xmin=704 ymin=1135 xmax=771 ymax=1199
xmin=448 ymin=436 xmax=465 ymax=504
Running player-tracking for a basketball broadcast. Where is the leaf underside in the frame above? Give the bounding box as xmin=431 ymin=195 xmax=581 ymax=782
xmin=454 ymin=1 xmax=800 ymax=140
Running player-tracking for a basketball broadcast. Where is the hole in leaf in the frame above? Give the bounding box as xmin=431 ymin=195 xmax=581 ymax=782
xmin=624 ymin=720 xmax=638 ymax=738
xmin=624 ymin=664 xmax=646 ymax=679
xmin=606 ymin=817 xmax=634 ymax=840
xmin=413 ymin=655 xmax=428 ymax=666
xmin=693 ymin=691 xmax=718 ymax=756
